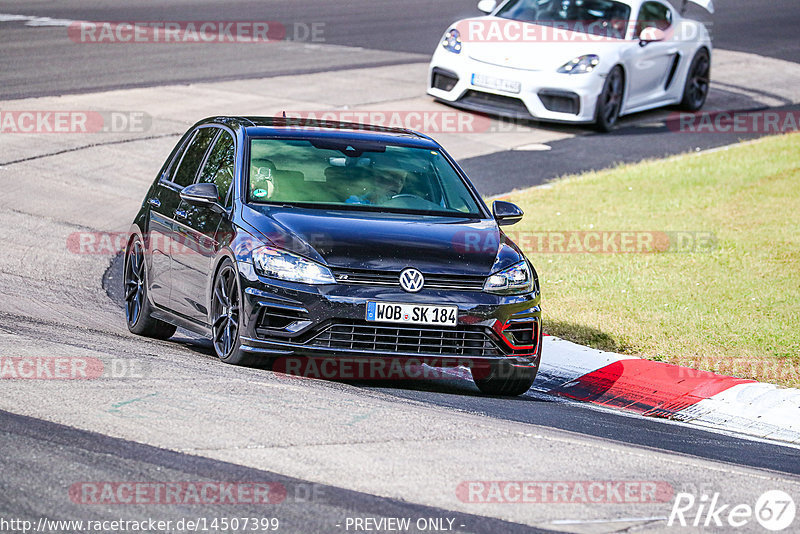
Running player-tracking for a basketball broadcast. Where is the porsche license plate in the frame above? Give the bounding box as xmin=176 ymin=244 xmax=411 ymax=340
xmin=366 ymin=302 xmax=458 ymax=326
xmin=471 ymin=73 xmax=521 ymax=94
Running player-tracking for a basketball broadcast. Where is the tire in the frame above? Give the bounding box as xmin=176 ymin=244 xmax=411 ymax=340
xmin=594 ymin=66 xmax=624 ymax=132
xmin=124 ymin=236 xmax=177 ymax=340
xmin=471 ymin=361 xmax=538 ymax=396
xmin=210 ymin=258 xmax=259 ymax=366
xmin=679 ymin=49 xmax=710 ymax=112
xmin=471 ymin=326 xmax=542 ymax=396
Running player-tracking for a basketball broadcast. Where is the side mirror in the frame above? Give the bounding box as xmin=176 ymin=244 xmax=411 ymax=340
xmin=638 ymin=27 xmax=666 ymax=45
xmin=492 ymin=200 xmax=524 ymax=226
xmin=180 ymin=183 xmax=226 ymax=214
xmin=477 ymin=0 xmax=497 ymax=14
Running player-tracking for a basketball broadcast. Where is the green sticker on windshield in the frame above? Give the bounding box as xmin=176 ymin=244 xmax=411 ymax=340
xmin=253 ymin=188 xmax=268 ymax=198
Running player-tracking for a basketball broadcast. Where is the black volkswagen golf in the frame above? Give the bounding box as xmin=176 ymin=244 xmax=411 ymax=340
xmin=124 ymin=116 xmax=541 ymax=395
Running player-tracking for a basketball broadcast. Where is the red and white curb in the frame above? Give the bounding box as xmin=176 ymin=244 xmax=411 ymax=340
xmin=536 ymin=336 xmax=800 ymax=445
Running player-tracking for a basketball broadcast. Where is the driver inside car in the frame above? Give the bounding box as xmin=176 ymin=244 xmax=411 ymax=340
xmin=367 ymin=168 xmax=406 ymax=204
xmin=326 ymin=166 xmax=407 ymax=205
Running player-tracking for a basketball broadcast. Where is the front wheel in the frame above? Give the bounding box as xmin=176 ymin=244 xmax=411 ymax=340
xmin=123 ymin=236 xmax=177 ymax=339
xmin=594 ymin=66 xmax=624 ymax=132
xmin=211 ymin=259 xmax=259 ymax=366
xmin=679 ymin=49 xmax=710 ymax=111
xmin=471 ymin=361 xmax=538 ymax=396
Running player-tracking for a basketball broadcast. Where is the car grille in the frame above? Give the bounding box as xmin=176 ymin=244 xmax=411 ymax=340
xmin=331 ymin=268 xmax=485 ymax=291
xmin=459 ymin=90 xmax=532 ymax=117
xmin=307 ymin=321 xmax=504 ymax=357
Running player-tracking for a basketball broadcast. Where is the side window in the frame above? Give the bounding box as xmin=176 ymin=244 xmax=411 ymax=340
xmin=637 ymin=2 xmax=671 ymax=34
xmin=163 ymin=132 xmax=194 ymax=183
xmin=197 ymin=131 xmax=236 ymax=208
xmin=171 ymin=127 xmax=218 ymax=188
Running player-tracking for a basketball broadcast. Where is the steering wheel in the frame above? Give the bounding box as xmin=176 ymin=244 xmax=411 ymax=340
xmin=390 ymin=194 xmax=426 ymax=201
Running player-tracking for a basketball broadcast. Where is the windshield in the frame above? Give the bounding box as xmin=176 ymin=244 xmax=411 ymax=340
xmin=247 ymin=138 xmax=483 ymax=217
xmin=496 ymin=0 xmax=631 ymax=37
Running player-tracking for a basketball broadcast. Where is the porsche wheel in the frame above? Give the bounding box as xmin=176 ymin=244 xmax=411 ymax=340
xmin=594 ymin=66 xmax=624 ymax=132
xmin=680 ymin=49 xmax=710 ymax=112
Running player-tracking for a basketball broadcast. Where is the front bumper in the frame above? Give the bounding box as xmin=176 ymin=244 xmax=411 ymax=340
xmin=427 ymin=48 xmax=607 ymax=123
xmin=236 ymin=261 xmax=542 ymax=368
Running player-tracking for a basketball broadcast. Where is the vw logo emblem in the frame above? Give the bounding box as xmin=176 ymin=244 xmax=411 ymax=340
xmin=399 ymin=268 xmax=425 ymax=293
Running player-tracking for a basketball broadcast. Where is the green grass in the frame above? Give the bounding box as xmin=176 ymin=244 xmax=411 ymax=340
xmin=502 ymin=133 xmax=800 ymax=387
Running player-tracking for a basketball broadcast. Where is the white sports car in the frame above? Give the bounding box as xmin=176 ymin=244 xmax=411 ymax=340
xmin=428 ymin=0 xmax=714 ymax=130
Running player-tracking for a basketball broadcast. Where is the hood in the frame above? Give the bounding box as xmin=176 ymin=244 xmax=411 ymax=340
xmin=241 ymin=205 xmax=523 ymax=276
xmin=457 ymin=16 xmax=626 ymax=71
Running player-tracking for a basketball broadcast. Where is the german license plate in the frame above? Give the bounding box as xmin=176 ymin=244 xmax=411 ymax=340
xmin=471 ymin=73 xmax=521 ymax=94
xmin=366 ymin=302 xmax=458 ymax=326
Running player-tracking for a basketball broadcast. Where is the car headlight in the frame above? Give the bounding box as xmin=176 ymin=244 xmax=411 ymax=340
xmin=484 ymin=261 xmax=533 ymax=295
xmin=441 ymin=29 xmax=462 ymax=54
xmin=252 ymin=246 xmax=335 ymax=285
xmin=557 ymin=54 xmax=600 ymax=74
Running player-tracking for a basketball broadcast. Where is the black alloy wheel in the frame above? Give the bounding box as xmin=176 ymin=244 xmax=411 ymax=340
xmin=595 ymin=66 xmax=624 ymax=132
xmin=680 ymin=49 xmax=710 ymax=111
xmin=211 ymin=259 xmax=259 ymax=366
xmin=124 ymin=236 xmax=176 ymax=339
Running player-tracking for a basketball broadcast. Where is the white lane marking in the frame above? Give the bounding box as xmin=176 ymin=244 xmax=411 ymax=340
xmin=0 ymin=14 xmax=30 ymax=22
xmin=0 ymin=14 xmax=80 ymax=27
xmin=550 ymin=516 xmax=667 ymax=525
xmin=25 ymin=17 xmax=76 ymax=27
xmin=513 ymin=143 xmax=551 ymax=151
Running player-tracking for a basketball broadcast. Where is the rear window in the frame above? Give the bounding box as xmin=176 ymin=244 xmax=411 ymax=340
xmin=247 ymin=138 xmax=483 ymax=217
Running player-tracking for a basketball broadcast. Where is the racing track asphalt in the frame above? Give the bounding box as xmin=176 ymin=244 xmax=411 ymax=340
xmin=460 ymin=103 xmax=800 ymax=196
xmin=103 ymin=254 xmax=800 ymax=478
xmin=0 ymin=409 xmax=550 ymax=534
xmin=1 ymin=0 xmax=797 ymax=196
xmin=0 ymin=0 xmax=797 ymax=101
xmin=2 ymin=1 xmax=800 ymax=531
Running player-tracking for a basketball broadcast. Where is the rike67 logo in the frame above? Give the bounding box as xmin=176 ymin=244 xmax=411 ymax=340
xmin=668 ymin=490 xmax=796 ymax=531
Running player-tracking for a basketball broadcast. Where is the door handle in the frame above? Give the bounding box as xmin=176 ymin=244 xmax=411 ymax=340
xmin=174 ymin=209 xmax=187 ymax=219
xmin=148 ymin=198 xmax=161 ymax=208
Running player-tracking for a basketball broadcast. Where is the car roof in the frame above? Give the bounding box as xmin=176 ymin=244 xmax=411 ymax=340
xmin=193 ymin=116 xmax=440 ymax=148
